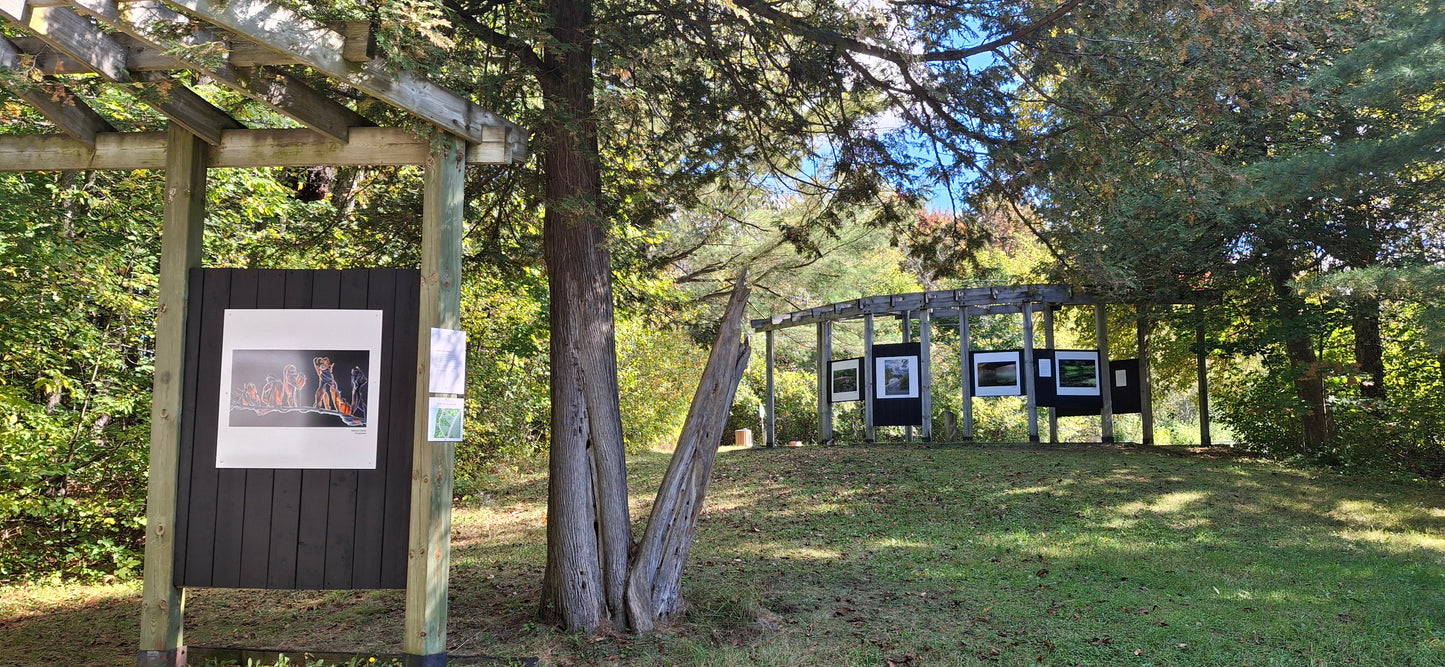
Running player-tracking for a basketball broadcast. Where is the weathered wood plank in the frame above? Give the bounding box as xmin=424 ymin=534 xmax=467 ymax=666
xmin=236 ymin=269 xmax=286 ymax=588
xmin=265 ymin=271 xmax=312 ymax=589
xmin=0 ymin=37 xmax=113 ymax=146
xmin=0 ymin=127 xmax=514 ymax=170
xmin=161 ymin=0 xmax=525 ymax=158
xmin=138 ymin=124 xmax=205 ymax=658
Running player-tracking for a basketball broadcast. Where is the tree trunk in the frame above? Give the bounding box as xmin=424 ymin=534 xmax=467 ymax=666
xmin=626 ymin=277 xmax=751 ymax=631
xmin=1350 ymin=296 xmax=1387 ymax=401
xmin=538 ymin=0 xmax=633 ymax=632
xmin=1266 ymin=252 xmax=1335 ymax=454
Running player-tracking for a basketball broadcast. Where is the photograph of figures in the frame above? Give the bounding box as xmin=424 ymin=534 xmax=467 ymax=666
xmin=1054 ymin=350 xmax=1102 ymax=396
xmin=875 ymin=355 xmax=919 ymax=399
xmin=216 ymin=308 xmax=384 ymax=469
xmin=829 ymin=357 xmax=863 ymax=403
xmin=972 ymin=350 xmax=1023 ymax=397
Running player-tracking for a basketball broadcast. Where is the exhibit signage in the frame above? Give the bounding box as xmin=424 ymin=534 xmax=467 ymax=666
xmin=971 ymin=350 xmax=1024 ymax=397
xmin=829 ymin=357 xmax=863 ymax=403
xmin=215 ymin=309 xmax=384 ymax=469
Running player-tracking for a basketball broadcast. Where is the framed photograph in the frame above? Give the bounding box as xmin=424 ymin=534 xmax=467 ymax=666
xmin=1055 ymin=350 xmax=1102 ymax=396
xmin=829 ymin=357 xmax=863 ymax=403
xmin=875 ymin=355 xmax=920 ymax=399
xmin=216 ymin=309 xmax=384 ymax=469
xmin=972 ymin=350 xmax=1023 ymax=397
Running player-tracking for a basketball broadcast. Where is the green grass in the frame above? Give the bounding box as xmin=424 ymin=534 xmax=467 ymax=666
xmin=4 ymin=443 xmax=1445 ymax=666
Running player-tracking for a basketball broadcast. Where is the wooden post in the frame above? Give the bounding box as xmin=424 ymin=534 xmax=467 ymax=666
xmin=765 ymin=329 xmax=776 ymax=447
xmin=919 ymin=308 xmax=932 ymax=442
xmin=959 ymin=309 xmax=973 ymax=442
xmin=1042 ymin=305 xmax=1058 ymax=444
xmin=1022 ymin=304 xmax=1039 ymax=443
xmin=901 ymin=311 xmax=913 ymax=442
xmin=1095 ymin=304 xmax=1114 ymax=443
xmin=863 ymin=314 xmax=876 ymax=443
xmin=1138 ymin=307 xmax=1155 ymax=445
xmin=404 ymin=135 xmax=464 ymax=665
xmin=137 ymin=124 xmax=206 ymax=667
xmin=816 ymin=321 xmax=833 ymax=443
xmin=1197 ymin=304 xmax=1211 ymax=446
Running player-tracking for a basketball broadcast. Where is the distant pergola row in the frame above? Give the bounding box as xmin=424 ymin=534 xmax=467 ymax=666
xmin=750 ymin=285 xmax=1217 ymax=447
xmin=0 ymin=1 xmax=525 ymax=665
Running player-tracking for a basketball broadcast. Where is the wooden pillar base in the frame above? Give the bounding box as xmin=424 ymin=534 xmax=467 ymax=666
xmin=136 ymin=647 xmax=186 ymax=667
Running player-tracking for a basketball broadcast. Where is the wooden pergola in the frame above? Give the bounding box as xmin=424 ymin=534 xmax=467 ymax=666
xmin=0 ymin=1 xmax=524 ymax=665
xmin=751 ymin=285 xmax=1215 ymax=447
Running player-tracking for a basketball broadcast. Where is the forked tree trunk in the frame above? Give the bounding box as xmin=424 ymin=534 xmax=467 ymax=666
xmin=537 ymin=0 xmax=632 ymax=631
xmin=626 ymin=277 xmax=752 ymax=631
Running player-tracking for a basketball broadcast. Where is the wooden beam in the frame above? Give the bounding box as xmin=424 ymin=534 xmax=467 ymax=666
xmin=901 ymin=311 xmax=912 ymax=442
xmin=919 ymin=308 xmax=932 ymax=442
xmin=863 ymin=314 xmax=875 ymax=443
xmin=765 ymin=329 xmax=775 ymax=447
xmin=1022 ymin=304 xmax=1038 ymax=443
xmin=1042 ymin=306 xmax=1057 ymax=444
xmin=0 ymin=127 xmax=516 ymax=170
xmin=1095 ymin=304 xmax=1114 ymax=443
xmin=959 ymin=310 xmax=972 ymax=441
xmin=0 ymin=36 xmax=114 ymax=145
xmin=1197 ymin=304 xmax=1211 ymax=447
xmin=68 ymin=0 xmax=370 ymax=142
xmin=1137 ymin=307 xmax=1154 ymax=445
xmin=161 ymin=0 xmax=526 ymax=159
xmin=750 ymin=285 xmax=1097 ymax=331
xmin=403 ymin=135 xmax=464 ymax=662
xmin=816 ymin=321 xmax=832 ymax=444
xmin=0 ymin=1 xmax=243 ymax=143
xmin=137 ymin=124 xmax=206 ymax=667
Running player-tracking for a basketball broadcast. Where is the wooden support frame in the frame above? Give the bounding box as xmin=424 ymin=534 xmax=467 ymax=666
xmin=1042 ymin=306 xmax=1058 ymax=444
xmin=1197 ymin=304 xmax=1211 ymax=447
xmin=863 ymin=314 xmax=875 ymax=443
xmin=1137 ymin=307 xmax=1155 ymax=445
xmin=1095 ymin=304 xmax=1114 ymax=443
xmin=901 ymin=310 xmax=912 ymax=442
xmin=137 ymin=125 xmax=206 ymax=667
xmin=958 ymin=311 xmax=972 ymax=442
xmin=402 ymin=136 xmax=465 ymax=665
xmin=1022 ymin=304 xmax=1039 ymax=443
xmin=918 ymin=308 xmax=932 ymax=442
xmin=815 ymin=321 xmax=833 ymax=443
xmin=764 ymin=330 xmax=776 ymax=447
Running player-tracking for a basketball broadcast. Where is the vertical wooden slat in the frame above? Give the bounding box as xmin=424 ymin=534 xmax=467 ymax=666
xmin=209 ymin=271 xmax=259 ymax=589
xmin=1022 ymin=304 xmax=1038 ymax=443
xmin=1197 ymin=304 xmax=1211 ymax=447
xmin=1042 ymin=306 xmax=1058 ymax=444
xmin=1096 ymin=304 xmax=1114 ymax=443
xmin=863 ymin=314 xmax=875 ymax=443
xmin=816 ymin=321 xmax=832 ymax=443
xmin=764 ymin=329 xmax=775 ymax=447
xmin=1137 ymin=306 xmax=1155 ymax=445
xmin=180 ymin=271 xmax=230 ymax=587
xmin=295 ymin=270 xmax=341 ymax=589
xmin=170 ymin=269 xmax=209 ymax=585
xmin=236 ymin=269 xmax=287 ymax=588
xmin=918 ymin=309 xmax=932 ymax=442
xmin=321 ymin=269 xmax=368 ymax=588
xmin=959 ymin=310 xmax=972 ymax=442
xmin=405 ymin=136 xmax=464 ymax=660
xmin=382 ymin=271 xmax=420 ymax=588
xmin=266 ymin=270 xmax=313 ymax=589
xmin=352 ymin=269 xmax=398 ymax=588
xmin=139 ymin=123 xmax=205 ymax=664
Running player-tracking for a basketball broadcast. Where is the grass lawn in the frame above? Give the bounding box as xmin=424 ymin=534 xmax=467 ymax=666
xmin=4 ymin=442 xmax=1445 ymax=666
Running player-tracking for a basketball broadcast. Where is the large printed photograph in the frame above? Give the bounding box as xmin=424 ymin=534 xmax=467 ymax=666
xmin=971 ymin=350 xmax=1024 ymax=397
xmin=874 ymin=355 xmax=920 ymax=399
xmin=216 ymin=309 xmax=384 ymax=469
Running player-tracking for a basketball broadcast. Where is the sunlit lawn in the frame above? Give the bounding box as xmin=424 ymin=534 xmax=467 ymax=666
xmin=4 ymin=442 xmax=1445 ymax=666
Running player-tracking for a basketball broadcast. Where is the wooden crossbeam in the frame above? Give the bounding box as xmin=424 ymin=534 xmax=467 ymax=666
xmin=0 ymin=126 xmax=518 ymax=170
xmin=161 ymin=0 xmax=526 ymax=158
xmin=750 ymin=285 xmax=1098 ymax=331
xmin=65 ymin=0 xmax=370 ymax=142
xmin=0 ymin=36 xmax=114 ymax=146
xmin=0 ymin=0 xmax=243 ymax=144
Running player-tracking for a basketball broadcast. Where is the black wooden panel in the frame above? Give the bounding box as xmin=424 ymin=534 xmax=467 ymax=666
xmin=171 ymin=268 xmax=211 ymax=584
xmin=266 ymin=271 xmax=313 ymax=589
xmin=351 ymin=269 xmax=396 ymax=589
xmin=380 ymin=270 xmax=419 ymax=589
xmin=177 ymin=268 xmax=417 ymax=590
xmin=209 ymin=271 xmax=259 ymax=589
xmin=871 ymin=342 xmax=922 ymax=427
xmin=1109 ymin=359 xmax=1142 ymax=415
xmin=322 ymin=270 xmax=368 ymax=588
xmin=1037 ymin=349 xmax=1107 ymax=417
xmin=295 ymin=271 xmax=341 ymax=589
xmin=236 ymin=270 xmax=287 ymax=588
